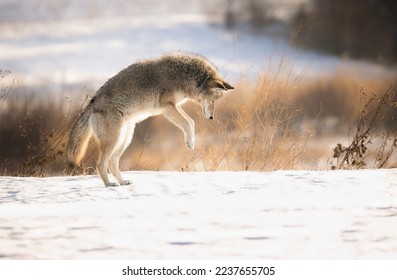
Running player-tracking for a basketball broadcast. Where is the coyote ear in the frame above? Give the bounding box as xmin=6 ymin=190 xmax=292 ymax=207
xmin=213 ymin=80 xmax=235 ymax=91
xmin=222 ymin=81 xmax=234 ymax=90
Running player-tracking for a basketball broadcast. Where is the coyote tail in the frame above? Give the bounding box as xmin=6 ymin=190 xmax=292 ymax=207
xmin=67 ymin=108 xmax=93 ymax=166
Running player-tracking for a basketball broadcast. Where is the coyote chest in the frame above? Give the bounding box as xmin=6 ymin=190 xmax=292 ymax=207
xmin=128 ymin=108 xmax=164 ymax=124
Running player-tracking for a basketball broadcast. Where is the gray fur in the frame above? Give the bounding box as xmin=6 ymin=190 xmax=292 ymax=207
xmin=67 ymin=53 xmax=234 ymax=186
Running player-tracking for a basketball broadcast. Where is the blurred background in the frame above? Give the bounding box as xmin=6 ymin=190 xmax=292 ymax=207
xmin=1 ymin=0 xmax=396 ymax=175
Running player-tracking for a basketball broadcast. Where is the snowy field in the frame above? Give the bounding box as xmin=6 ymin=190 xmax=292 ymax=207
xmin=1 ymin=170 xmax=396 ymax=259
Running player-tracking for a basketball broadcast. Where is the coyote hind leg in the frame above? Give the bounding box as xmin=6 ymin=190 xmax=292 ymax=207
xmin=92 ymin=115 xmax=124 ymax=187
xmin=96 ymin=137 xmax=119 ymax=187
xmin=109 ymin=124 xmax=135 ymax=185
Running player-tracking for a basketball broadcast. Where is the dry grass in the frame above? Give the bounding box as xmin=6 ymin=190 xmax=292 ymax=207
xmin=0 ymin=81 xmax=92 ymax=176
xmin=332 ymin=87 xmax=397 ymax=169
xmin=1 ymin=68 xmax=396 ymax=176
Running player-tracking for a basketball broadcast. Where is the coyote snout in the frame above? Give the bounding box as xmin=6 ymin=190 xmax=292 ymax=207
xmin=201 ymin=82 xmax=234 ymax=120
xmin=202 ymin=100 xmax=215 ymax=120
xmin=67 ymin=53 xmax=234 ymax=186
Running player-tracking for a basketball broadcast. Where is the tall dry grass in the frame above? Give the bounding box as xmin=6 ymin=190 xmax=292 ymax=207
xmin=1 ymin=68 xmax=396 ymax=176
xmin=0 ymin=80 xmax=92 ymax=176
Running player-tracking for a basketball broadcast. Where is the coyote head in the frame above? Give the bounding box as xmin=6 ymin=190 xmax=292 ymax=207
xmin=198 ymin=79 xmax=234 ymax=120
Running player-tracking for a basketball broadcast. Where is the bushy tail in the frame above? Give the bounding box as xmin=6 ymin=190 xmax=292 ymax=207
xmin=67 ymin=109 xmax=93 ymax=166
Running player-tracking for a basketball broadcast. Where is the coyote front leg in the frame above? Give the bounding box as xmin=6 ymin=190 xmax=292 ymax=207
xmin=164 ymin=105 xmax=195 ymax=149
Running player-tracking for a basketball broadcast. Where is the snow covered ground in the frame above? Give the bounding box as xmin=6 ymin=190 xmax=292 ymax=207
xmin=1 ymin=169 xmax=396 ymax=259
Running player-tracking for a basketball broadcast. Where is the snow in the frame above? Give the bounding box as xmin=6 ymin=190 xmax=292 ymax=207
xmin=1 ymin=169 xmax=396 ymax=259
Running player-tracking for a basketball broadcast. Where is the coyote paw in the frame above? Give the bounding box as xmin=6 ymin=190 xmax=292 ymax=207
xmin=119 ymin=180 xmax=132 ymax=185
xmin=105 ymin=182 xmax=119 ymax=187
xmin=186 ymin=138 xmax=195 ymax=150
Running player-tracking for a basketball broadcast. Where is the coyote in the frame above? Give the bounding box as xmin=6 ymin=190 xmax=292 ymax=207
xmin=67 ymin=53 xmax=234 ymax=186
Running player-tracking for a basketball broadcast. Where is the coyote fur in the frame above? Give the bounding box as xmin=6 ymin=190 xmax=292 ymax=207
xmin=67 ymin=53 xmax=234 ymax=186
